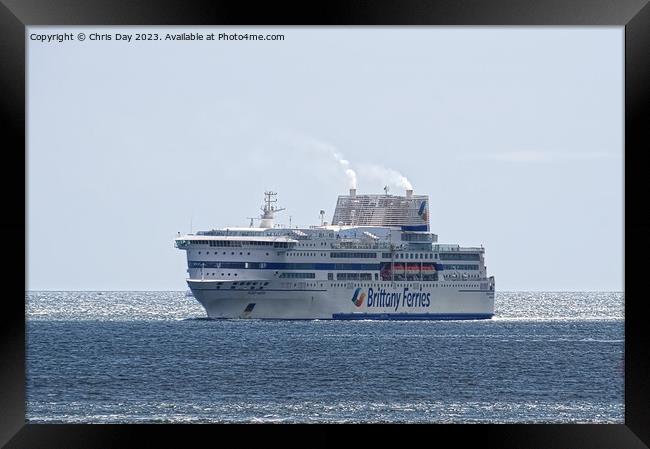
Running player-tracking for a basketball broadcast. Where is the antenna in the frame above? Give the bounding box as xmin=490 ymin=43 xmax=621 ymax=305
xmin=261 ymin=191 xmax=286 ymax=214
xmin=289 ymin=216 xmax=292 ymax=228
xmin=383 ymin=185 xmax=390 ymax=195
xmin=246 ymin=217 xmax=260 ymax=228
xmin=258 ymin=191 xmax=285 ymax=229
xmin=319 ymin=210 xmax=325 ymax=226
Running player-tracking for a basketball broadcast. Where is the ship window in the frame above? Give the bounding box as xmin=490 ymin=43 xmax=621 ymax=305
xmin=198 ymin=252 xmax=201 ymax=255
xmin=439 ymin=253 xmax=480 ymax=261
xmin=279 ymin=272 xmax=316 ymax=279
xmin=331 ymin=252 xmax=377 ymax=259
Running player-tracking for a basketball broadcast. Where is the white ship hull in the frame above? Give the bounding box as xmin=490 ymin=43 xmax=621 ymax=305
xmin=177 ymin=189 xmax=496 ymax=320
xmin=188 ymin=279 xmax=495 ymax=320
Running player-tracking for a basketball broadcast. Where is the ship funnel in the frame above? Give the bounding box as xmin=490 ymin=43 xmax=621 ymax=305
xmin=406 ymin=189 xmax=413 ymax=198
xmin=349 ymin=188 xmax=357 ymax=197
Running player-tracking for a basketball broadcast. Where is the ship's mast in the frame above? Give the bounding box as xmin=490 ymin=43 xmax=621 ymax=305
xmin=259 ymin=191 xmax=285 ymax=229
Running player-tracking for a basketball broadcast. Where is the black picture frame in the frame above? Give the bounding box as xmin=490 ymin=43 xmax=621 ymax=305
xmin=2 ymin=0 xmax=648 ymax=447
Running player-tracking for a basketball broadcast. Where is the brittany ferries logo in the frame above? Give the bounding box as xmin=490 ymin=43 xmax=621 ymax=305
xmin=418 ymin=200 xmax=428 ymax=222
xmin=351 ymin=288 xmax=366 ymax=307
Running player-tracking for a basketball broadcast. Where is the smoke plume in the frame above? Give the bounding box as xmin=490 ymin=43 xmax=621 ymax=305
xmin=286 ymin=133 xmax=357 ymax=189
xmin=332 ymin=152 xmax=357 ymax=189
xmin=284 ymin=132 xmax=415 ymax=193
xmin=358 ymin=164 xmax=413 ymax=192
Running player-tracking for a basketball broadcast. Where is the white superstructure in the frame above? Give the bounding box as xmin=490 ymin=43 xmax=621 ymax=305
xmin=175 ymin=189 xmax=495 ymax=320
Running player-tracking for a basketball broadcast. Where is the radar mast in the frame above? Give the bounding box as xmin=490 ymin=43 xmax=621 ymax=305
xmin=259 ymin=191 xmax=285 ymax=228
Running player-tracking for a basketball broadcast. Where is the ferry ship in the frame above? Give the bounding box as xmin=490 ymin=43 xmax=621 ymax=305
xmin=175 ymin=188 xmax=495 ymax=320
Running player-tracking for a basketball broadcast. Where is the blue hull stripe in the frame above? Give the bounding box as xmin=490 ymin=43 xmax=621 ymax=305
xmin=331 ymin=312 xmax=493 ymax=320
xmin=189 ymin=261 xmax=380 ymax=270
xmin=192 ymin=288 xmax=327 ymax=292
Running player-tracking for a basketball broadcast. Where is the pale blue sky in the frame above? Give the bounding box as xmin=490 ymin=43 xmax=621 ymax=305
xmin=27 ymin=27 xmax=623 ymax=291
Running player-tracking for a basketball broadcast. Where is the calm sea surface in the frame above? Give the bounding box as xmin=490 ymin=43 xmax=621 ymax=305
xmin=26 ymin=291 xmax=624 ymax=423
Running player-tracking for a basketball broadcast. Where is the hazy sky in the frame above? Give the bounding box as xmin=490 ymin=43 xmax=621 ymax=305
xmin=27 ymin=27 xmax=623 ymax=291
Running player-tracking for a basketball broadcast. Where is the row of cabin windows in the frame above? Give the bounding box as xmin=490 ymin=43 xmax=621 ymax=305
xmin=279 ymin=272 xmax=316 ymax=279
xmin=193 ymin=251 xmax=476 ymax=263
xmin=234 ymin=281 xmax=270 ymax=285
xmin=195 ymin=271 xmax=483 ymax=284
xmin=277 ymin=282 xmax=323 ymax=288
xmin=439 ymin=252 xmax=480 ymax=261
xmin=189 ymin=261 xmax=379 ymax=270
xmin=381 ymin=253 xmax=437 ymax=260
xmin=336 ymin=273 xmax=373 ymax=281
xmin=296 ymin=241 xmax=335 ymax=247
xmin=197 ymin=278 xmax=484 ymax=289
xmin=189 ymin=240 xmax=290 ymax=248
xmin=395 ymin=253 xmax=434 ymax=260
xmin=330 ymin=252 xmax=377 ymax=258
xmin=190 ymin=261 xmax=264 ymax=269
xmin=197 ymin=251 xmax=270 ymax=256
xmin=401 ymin=233 xmax=432 ymax=242
xmin=287 ymin=252 xmax=324 ymax=257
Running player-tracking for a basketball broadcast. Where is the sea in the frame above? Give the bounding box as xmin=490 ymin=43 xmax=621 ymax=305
xmin=26 ymin=291 xmax=624 ymax=423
